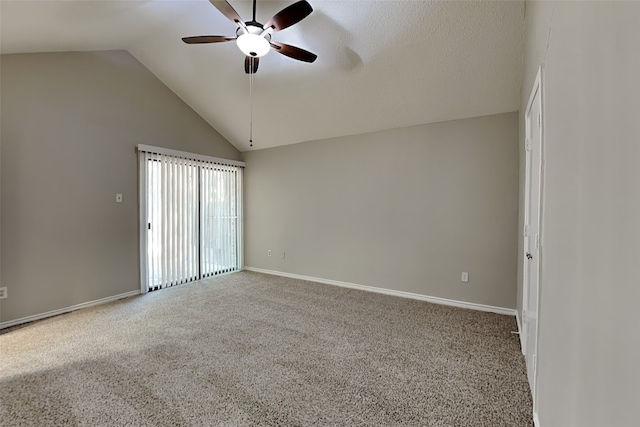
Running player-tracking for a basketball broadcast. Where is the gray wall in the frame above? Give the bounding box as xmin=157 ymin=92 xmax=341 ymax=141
xmin=0 ymin=50 xmax=241 ymax=323
xmin=519 ymin=1 xmax=640 ymax=425
xmin=244 ymin=113 xmax=519 ymax=309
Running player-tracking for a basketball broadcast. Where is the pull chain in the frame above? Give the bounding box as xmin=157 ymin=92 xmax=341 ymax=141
xmin=249 ymin=58 xmax=254 ymax=147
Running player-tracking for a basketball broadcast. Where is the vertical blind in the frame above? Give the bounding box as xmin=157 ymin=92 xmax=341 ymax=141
xmin=138 ymin=145 xmax=244 ymax=292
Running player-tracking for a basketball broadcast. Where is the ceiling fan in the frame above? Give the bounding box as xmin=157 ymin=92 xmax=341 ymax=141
xmin=182 ymin=0 xmax=317 ymax=74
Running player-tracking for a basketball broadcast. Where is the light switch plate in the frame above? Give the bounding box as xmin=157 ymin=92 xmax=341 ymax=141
xmin=116 ymin=194 xmax=123 ymax=203
xmin=461 ymin=272 xmax=469 ymax=283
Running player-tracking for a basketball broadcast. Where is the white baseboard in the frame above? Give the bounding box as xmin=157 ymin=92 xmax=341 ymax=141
xmin=0 ymin=290 xmax=140 ymax=330
xmin=243 ymin=267 xmax=516 ymax=316
xmin=533 ymin=412 xmax=541 ymax=427
xmin=516 ymin=309 xmax=526 ymax=355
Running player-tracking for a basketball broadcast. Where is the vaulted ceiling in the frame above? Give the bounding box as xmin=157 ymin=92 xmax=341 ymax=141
xmin=1 ymin=0 xmax=524 ymax=151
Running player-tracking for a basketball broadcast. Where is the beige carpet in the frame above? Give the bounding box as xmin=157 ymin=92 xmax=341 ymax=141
xmin=0 ymin=271 xmax=533 ymax=426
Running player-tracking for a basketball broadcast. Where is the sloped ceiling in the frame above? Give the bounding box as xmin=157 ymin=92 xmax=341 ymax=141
xmin=1 ymin=0 xmax=524 ymax=151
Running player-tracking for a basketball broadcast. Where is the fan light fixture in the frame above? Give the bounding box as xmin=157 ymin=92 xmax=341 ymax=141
xmin=236 ymin=30 xmax=270 ymax=57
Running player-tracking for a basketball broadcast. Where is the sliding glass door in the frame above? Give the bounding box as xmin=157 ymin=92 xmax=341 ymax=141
xmin=200 ymin=165 xmax=240 ymax=278
xmin=145 ymin=156 xmax=199 ymax=290
xmin=139 ymin=146 xmax=243 ymax=292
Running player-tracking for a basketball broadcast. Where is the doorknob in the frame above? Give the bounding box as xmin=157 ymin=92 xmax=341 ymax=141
xmin=526 ymin=252 xmax=533 ymax=260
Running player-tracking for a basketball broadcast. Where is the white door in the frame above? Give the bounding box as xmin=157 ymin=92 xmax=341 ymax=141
xmin=523 ymin=67 xmax=543 ymax=395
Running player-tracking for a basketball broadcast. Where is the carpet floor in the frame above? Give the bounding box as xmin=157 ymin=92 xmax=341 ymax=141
xmin=0 ymin=271 xmax=533 ymax=426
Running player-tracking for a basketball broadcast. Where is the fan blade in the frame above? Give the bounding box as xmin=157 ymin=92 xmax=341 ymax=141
xmin=182 ymin=36 xmax=235 ymax=44
xmin=265 ymin=0 xmax=313 ymax=32
xmin=271 ymin=42 xmax=317 ymax=63
xmin=209 ymin=0 xmax=244 ymax=26
xmin=244 ymin=56 xmax=259 ymax=74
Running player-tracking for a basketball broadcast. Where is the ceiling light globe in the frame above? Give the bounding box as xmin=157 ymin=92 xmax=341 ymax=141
xmin=237 ymin=33 xmax=270 ymax=58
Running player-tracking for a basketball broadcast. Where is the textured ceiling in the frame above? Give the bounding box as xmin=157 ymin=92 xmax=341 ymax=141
xmin=1 ymin=0 xmax=524 ymax=152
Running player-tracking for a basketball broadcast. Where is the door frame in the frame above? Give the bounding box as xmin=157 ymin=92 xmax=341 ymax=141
xmin=522 ymin=65 xmax=545 ymax=411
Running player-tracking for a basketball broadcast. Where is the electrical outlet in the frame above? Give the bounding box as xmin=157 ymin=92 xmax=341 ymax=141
xmin=461 ymin=272 xmax=469 ymax=283
xmin=0 ymin=287 xmax=7 ymax=299
xmin=267 ymin=250 xmax=272 ymax=257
